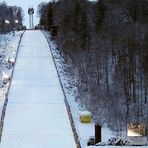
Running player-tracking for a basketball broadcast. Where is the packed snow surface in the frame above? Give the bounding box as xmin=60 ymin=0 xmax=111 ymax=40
xmin=0 ymin=30 xmax=76 ymax=148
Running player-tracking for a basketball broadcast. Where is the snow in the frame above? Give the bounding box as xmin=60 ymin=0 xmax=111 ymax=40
xmin=1 ymin=30 xmax=147 ymax=148
xmin=0 ymin=31 xmax=23 ymax=120
xmin=0 ymin=30 xmax=76 ymax=148
xmin=2 ymin=71 xmax=10 ymax=83
xmin=80 ymin=111 xmax=92 ymax=116
xmin=86 ymin=146 xmax=148 ymax=148
xmin=128 ymin=130 xmax=143 ymax=137
xmin=44 ymin=32 xmax=148 ymax=148
xmin=44 ymin=32 xmax=117 ymax=147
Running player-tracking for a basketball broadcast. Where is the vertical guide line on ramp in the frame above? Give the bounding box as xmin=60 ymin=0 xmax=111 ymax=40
xmin=0 ymin=31 xmax=25 ymax=141
xmin=43 ymin=31 xmax=81 ymax=148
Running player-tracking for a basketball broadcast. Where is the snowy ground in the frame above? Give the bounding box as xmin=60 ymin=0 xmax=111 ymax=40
xmin=0 ymin=31 xmax=23 ymax=118
xmin=0 ymin=31 xmax=147 ymax=148
xmin=44 ymin=32 xmax=148 ymax=148
xmin=44 ymin=32 xmax=119 ymax=147
xmin=85 ymin=146 xmax=148 ymax=148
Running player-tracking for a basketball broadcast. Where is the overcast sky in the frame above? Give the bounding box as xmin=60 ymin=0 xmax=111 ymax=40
xmin=1 ymin=0 xmax=96 ymax=28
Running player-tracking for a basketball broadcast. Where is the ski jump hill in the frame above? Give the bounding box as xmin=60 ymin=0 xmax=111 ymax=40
xmin=0 ymin=30 xmax=77 ymax=148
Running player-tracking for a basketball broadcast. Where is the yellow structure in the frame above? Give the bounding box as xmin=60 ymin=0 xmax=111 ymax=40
xmin=80 ymin=111 xmax=92 ymax=123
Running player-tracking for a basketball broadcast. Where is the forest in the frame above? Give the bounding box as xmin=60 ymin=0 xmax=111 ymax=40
xmin=39 ymin=0 xmax=148 ymax=133
xmin=0 ymin=1 xmax=23 ymax=33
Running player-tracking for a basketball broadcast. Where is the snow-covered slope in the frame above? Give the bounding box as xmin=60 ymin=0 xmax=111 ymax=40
xmin=43 ymin=32 xmax=117 ymax=147
xmin=0 ymin=31 xmax=23 ymax=120
xmin=44 ymin=32 xmax=148 ymax=148
xmin=0 ymin=30 xmax=76 ymax=148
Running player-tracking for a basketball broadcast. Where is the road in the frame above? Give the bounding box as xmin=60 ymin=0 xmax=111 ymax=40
xmin=0 ymin=30 xmax=77 ymax=148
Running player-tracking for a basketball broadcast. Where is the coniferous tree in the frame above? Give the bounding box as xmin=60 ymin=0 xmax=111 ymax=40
xmin=128 ymin=0 xmax=138 ymax=22
xmin=72 ymin=0 xmax=80 ymax=33
xmin=46 ymin=2 xmax=54 ymax=31
xmin=16 ymin=8 xmax=23 ymax=26
xmin=79 ymin=11 xmax=90 ymax=51
xmin=8 ymin=7 xmax=15 ymax=30
xmin=0 ymin=2 xmax=24 ymax=33
xmin=95 ymin=0 xmax=106 ymax=32
xmin=37 ymin=2 xmax=48 ymax=28
xmin=72 ymin=0 xmax=81 ymax=51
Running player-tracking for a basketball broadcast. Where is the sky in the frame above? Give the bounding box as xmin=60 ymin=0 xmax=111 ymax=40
xmin=1 ymin=0 xmax=96 ymax=28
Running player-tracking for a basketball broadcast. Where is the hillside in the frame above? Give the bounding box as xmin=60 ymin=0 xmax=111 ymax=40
xmin=38 ymin=0 xmax=148 ymax=133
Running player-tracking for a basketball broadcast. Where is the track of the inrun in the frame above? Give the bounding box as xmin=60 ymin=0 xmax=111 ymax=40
xmin=0 ymin=30 xmax=77 ymax=148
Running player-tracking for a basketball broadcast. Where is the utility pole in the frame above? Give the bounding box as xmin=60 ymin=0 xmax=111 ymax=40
xmin=28 ymin=7 xmax=34 ymax=29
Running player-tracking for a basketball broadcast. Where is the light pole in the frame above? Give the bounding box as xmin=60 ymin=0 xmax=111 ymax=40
xmin=14 ymin=19 xmax=19 ymax=31
xmin=4 ymin=20 xmax=10 ymax=33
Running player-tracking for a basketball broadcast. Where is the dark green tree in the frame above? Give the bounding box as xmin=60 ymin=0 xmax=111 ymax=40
xmin=95 ymin=0 xmax=106 ymax=32
xmin=16 ymin=8 xmax=23 ymax=26
xmin=72 ymin=0 xmax=80 ymax=33
xmin=128 ymin=0 xmax=138 ymax=22
xmin=79 ymin=11 xmax=90 ymax=51
xmin=46 ymin=2 xmax=54 ymax=31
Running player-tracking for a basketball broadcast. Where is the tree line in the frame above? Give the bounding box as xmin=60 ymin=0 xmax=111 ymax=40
xmin=38 ymin=0 xmax=148 ymax=133
xmin=0 ymin=1 xmax=24 ymax=33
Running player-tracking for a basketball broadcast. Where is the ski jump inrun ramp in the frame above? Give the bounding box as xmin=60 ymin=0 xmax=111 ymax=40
xmin=0 ymin=30 xmax=77 ymax=148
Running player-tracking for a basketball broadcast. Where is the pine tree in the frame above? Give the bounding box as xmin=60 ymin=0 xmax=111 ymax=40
xmin=72 ymin=0 xmax=80 ymax=33
xmin=128 ymin=0 xmax=138 ymax=22
xmin=95 ymin=0 xmax=106 ymax=32
xmin=46 ymin=2 xmax=54 ymax=31
xmin=8 ymin=7 xmax=15 ymax=29
xmin=79 ymin=10 xmax=90 ymax=51
xmin=16 ymin=8 xmax=23 ymax=26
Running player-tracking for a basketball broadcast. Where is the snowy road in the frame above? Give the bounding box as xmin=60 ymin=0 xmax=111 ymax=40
xmin=0 ymin=30 xmax=77 ymax=148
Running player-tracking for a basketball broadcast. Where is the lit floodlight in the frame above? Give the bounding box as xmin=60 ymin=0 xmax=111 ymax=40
xmin=5 ymin=20 xmax=10 ymax=24
xmin=15 ymin=20 xmax=19 ymax=23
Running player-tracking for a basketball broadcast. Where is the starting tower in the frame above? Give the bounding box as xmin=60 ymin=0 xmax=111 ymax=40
xmin=28 ymin=7 xmax=34 ymax=29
